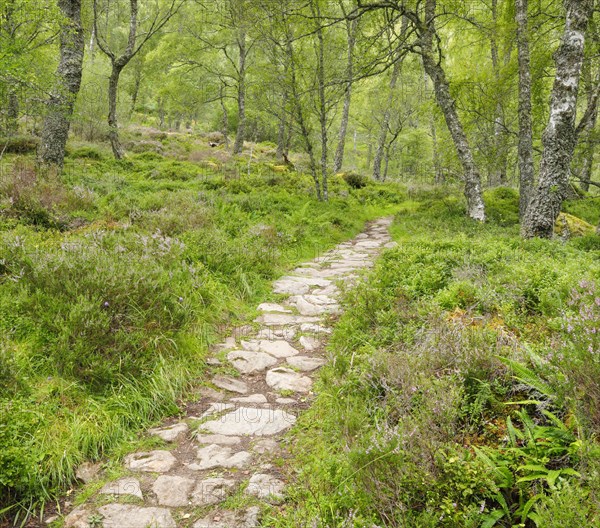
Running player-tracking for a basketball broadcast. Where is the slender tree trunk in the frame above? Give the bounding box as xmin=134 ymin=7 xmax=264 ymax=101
xmin=315 ymin=4 xmax=329 ymax=201
xmin=7 ymin=89 xmax=18 ymax=134
xmin=128 ymin=65 xmax=142 ymax=119
xmin=515 ymin=0 xmax=535 ymax=218
xmin=333 ymin=17 xmax=358 ymax=173
xmin=430 ymin=113 xmax=442 ymax=184
xmin=286 ymin=37 xmax=321 ymax=199
xmin=233 ymin=28 xmax=247 ymax=155
xmin=38 ymin=0 xmax=85 ymax=168
xmin=220 ymin=84 xmax=230 ymax=148
xmin=580 ymin=119 xmax=596 ymax=191
xmin=489 ymin=0 xmax=508 ymax=186
xmin=108 ymin=64 xmax=125 ymax=159
xmin=421 ymin=0 xmax=485 ymax=221
xmin=276 ymin=68 xmax=288 ymax=160
xmin=373 ymin=58 xmax=402 ymax=180
xmin=522 ymin=0 xmax=593 ymax=238
xmin=578 ymin=63 xmax=598 ymax=192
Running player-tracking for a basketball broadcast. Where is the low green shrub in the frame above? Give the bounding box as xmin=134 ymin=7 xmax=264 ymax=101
xmin=0 ymin=135 xmax=39 ymax=154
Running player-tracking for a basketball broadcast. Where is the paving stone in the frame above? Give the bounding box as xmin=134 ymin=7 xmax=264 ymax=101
xmin=287 ymin=355 xmax=326 ymax=372
xmin=125 ymin=450 xmax=177 ymax=473
xmin=355 ymin=240 xmax=382 ymax=248
xmin=272 ymin=278 xmax=309 ymax=295
xmin=299 ymin=335 xmax=321 ymax=351
xmin=212 ymin=375 xmax=248 ymax=394
xmin=266 ymin=367 xmax=313 ymax=393
xmin=193 ymin=507 xmax=260 ymax=528
xmin=202 ymin=407 xmax=296 ymax=436
xmin=152 ymin=475 xmax=195 ymax=507
xmin=75 ymin=462 xmax=101 ymax=484
xmin=289 ymin=295 xmax=338 ymax=316
xmin=245 ymin=473 xmax=286 ymax=501
xmin=303 ymin=294 xmax=338 ymax=305
xmin=255 ymin=312 xmax=319 ymax=326
xmin=199 ymin=402 xmax=236 ymax=419
xmin=214 ymin=336 xmax=237 ymax=351
xmin=100 ymin=477 xmax=143 ymax=500
xmin=311 ymin=285 xmax=339 ymax=296
xmin=96 ymin=504 xmax=176 ymax=528
xmin=196 ymin=433 xmax=241 ymax=446
xmin=257 ymin=302 xmax=292 ymax=313
xmin=275 ymin=397 xmax=297 ymax=405
xmin=253 ymin=438 xmax=279 ymax=454
xmin=206 ymin=357 xmax=222 ymax=366
xmin=254 ymin=339 xmax=300 ymax=358
xmin=300 ymin=323 xmax=332 ymax=335
xmin=227 ymin=350 xmax=278 ymax=374
xmin=384 ymin=241 xmax=398 ymax=248
xmin=256 ymin=326 xmax=297 ymax=340
xmin=193 ymin=444 xmax=252 ymax=469
xmin=63 ymin=506 xmax=92 ymax=528
xmin=190 ymin=477 xmax=235 ymax=506
xmin=149 ymin=422 xmax=189 ymax=442
xmin=231 ymin=393 xmax=269 ymax=404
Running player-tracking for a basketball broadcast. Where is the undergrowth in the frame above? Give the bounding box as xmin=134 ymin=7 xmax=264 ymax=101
xmin=0 ymin=142 xmax=403 ymax=522
xmin=270 ymin=187 xmax=600 ymax=527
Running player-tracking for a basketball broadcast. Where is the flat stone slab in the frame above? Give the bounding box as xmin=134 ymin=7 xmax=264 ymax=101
xmin=193 ymin=507 xmax=260 ymax=528
xmin=289 ymin=295 xmax=339 ymax=316
xmin=287 ymin=356 xmax=326 ymax=372
xmin=257 ymin=302 xmax=292 ymax=313
xmin=245 ymin=473 xmax=285 ymax=501
xmin=199 ymin=402 xmax=235 ymax=419
xmin=227 ymin=350 xmax=278 ymax=374
xmin=75 ymin=462 xmax=100 ymax=484
xmin=275 ymin=397 xmax=297 ymax=405
xmin=231 ymin=393 xmax=269 ymax=404
xmin=255 ymin=313 xmax=319 ymax=326
xmin=266 ymin=367 xmax=313 ymax=393
xmin=202 ymin=407 xmax=296 ymax=436
xmin=194 ymin=444 xmax=252 ymax=469
xmin=355 ymin=240 xmax=383 ymax=248
xmin=272 ymin=278 xmax=310 ymax=295
xmin=212 ymin=375 xmax=248 ymax=394
xmin=125 ymin=451 xmax=177 ymax=473
xmin=299 ymin=335 xmax=321 ymax=351
xmin=252 ymin=339 xmax=299 ymax=358
xmin=152 ymin=475 xmax=195 ymax=507
xmin=149 ymin=422 xmax=189 ymax=442
xmin=300 ymin=323 xmax=332 ymax=335
xmin=253 ymin=438 xmax=279 ymax=454
xmin=303 ymin=294 xmax=338 ymax=305
xmin=196 ymin=433 xmax=241 ymax=446
xmin=63 ymin=506 xmax=91 ymax=528
xmin=256 ymin=326 xmax=297 ymax=340
xmin=100 ymin=477 xmax=143 ymax=499
xmin=191 ymin=477 xmax=235 ymax=506
xmin=96 ymin=504 xmax=176 ymax=528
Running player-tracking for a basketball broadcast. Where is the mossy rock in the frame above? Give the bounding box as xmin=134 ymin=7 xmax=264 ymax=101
xmin=554 ymin=212 xmax=595 ymax=237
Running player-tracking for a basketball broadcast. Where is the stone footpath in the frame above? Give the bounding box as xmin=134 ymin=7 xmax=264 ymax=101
xmin=60 ymin=218 xmax=393 ymax=528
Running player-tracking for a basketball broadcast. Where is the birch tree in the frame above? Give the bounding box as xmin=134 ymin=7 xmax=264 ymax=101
xmin=38 ymin=0 xmax=85 ymax=168
xmin=522 ymin=0 xmax=594 ymax=238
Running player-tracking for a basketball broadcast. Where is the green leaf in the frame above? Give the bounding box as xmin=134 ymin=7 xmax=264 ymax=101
xmin=481 ymin=509 xmax=505 ymax=528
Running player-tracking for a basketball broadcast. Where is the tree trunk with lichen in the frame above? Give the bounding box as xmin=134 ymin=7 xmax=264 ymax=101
xmin=516 ymin=0 xmax=535 ymax=218
xmin=421 ymin=0 xmax=485 ymax=221
xmin=38 ymin=0 xmax=85 ymax=168
xmin=522 ymin=0 xmax=593 ymax=238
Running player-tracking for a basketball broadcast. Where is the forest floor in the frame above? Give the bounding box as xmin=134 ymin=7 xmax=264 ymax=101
xmin=1 ymin=131 xmax=599 ymax=527
xmin=56 ymin=217 xmax=394 ymax=528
